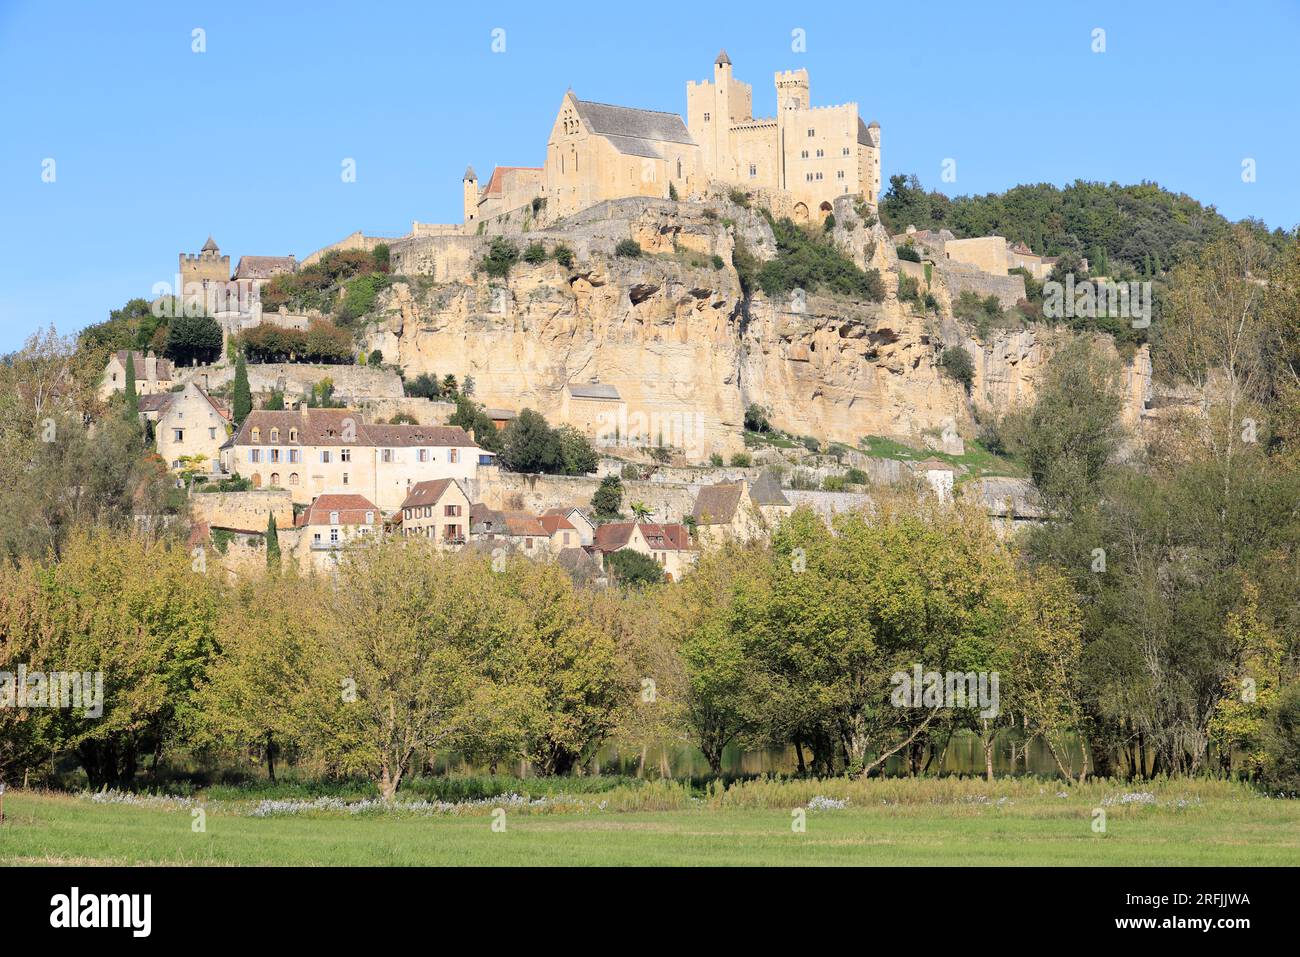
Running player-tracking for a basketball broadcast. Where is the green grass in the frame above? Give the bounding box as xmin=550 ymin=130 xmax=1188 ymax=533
xmin=3 ymin=778 xmax=1296 ymax=866
xmin=856 ymin=435 xmax=1026 ymax=482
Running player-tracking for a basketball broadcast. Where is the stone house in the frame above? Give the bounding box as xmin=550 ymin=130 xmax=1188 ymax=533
xmin=593 ymin=520 xmax=695 ymax=582
xmin=154 ymin=382 xmax=231 ymax=473
xmin=295 ymin=493 xmax=382 ymax=570
xmin=224 ymin=409 xmax=485 ymax=510
xmin=914 ymin=458 xmax=955 ymax=501
xmin=398 ymin=478 xmax=471 ymax=547
xmin=101 ymin=350 xmax=174 ymax=401
xmin=691 ymin=473 xmax=791 ymax=547
xmin=541 ymin=506 xmax=596 ymax=547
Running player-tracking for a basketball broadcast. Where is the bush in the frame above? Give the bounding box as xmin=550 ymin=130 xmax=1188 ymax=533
xmin=744 ymin=403 xmax=771 ymax=433
xmin=479 ymin=238 xmax=519 ymax=278
xmin=729 ymin=452 xmax=752 ymax=467
xmin=897 ymin=274 xmax=921 ymax=304
xmin=523 ymin=242 xmax=547 ymax=265
xmin=614 ymin=239 xmax=642 ymax=258
xmin=757 ymin=213 xmax=884 ymax=302
xmin=896 ymin=243 xmax=921 ymax=263
xmin=604 ymin=548 xmax=663 ymax=587
xmin=940 ymin=346 xmax=975 ymax=391
xmin=728 ymin=188 xmax=751 ymax=208
xmin=823 ymin=213 xmax=836 ymax=233
xmin=552 ymin=244 xmax=574 ymax=268
xmin=709 ymin=452 xmax=724 ymax=467
xmin=591 ymin=475 xmax=623 ymax=518
xmin=372 ymin=244 xmax=390 ymax=273
xmin=822 ymin=474 xmax=846 ymax=491
xmin=367 ymin=349 xmax=384 ymax=367
xmin=845 ymin=467 xmax=868 ymax=485
xmin=710 ymin=254 xmax=725 ymax=270
xmin=403 ymin=372 xmax=441 ymax=400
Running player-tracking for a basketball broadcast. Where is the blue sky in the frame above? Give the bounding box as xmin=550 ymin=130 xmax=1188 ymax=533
xmin=1 ymin=0 xmax=1297 ymax=352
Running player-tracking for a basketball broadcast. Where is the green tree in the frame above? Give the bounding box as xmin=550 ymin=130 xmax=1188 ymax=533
xmin=123 ymin=351 xmax=138 ymax=417
xmin=555 ymin=425 xmax=598 ymax=475
xmin=591 ymin=474 xmax=623 ymax=519
xmin=165 ymin=313 xmax=223 ymax=366
xmin=232 ymin=350 xmax=252 ymax=424
xmin=266 ymin=513 xmax=281 ymax=569
xmin=939 ymin=346 xmax=974 ymax=391
xmin=605 ymin=548 xmax=664 ymax=587
xmin=498 ymin=409 xmax=559 ymax=473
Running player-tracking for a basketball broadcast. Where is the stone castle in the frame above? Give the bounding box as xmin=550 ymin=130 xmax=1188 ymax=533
xmin=462 ymin=51 xmax=881 ymax=228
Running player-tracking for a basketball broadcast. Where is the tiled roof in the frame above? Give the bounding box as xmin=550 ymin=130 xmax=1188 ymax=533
xmin=138 ymin=393 xmax=175 ymax=414
xmin=502 ymin=512 xmax=548 ymax=537
xmin=483 ymin=166 xmax=543 ymax=197
xmin=470 ymin=502 xmax=505 ymax=532
xmin=594 ymin=521 xmax=691 ymax=552
xmin=537 ymin=514 xmax=575 ymax=536
xmin=298 ymin=493 xmax=380 ymax=527
xmin=400 ymin=478 xmax=465 ymax=511
xmin=233 ymin=410 xmax=476 ymax=449
xmin=692 ymin=482 xmax=744 ymax=525
xmin=566 ymin=382 xmax=621 ymax=400
xmin=573 ymin=98 xmax=695 ymax=159
xmin=234 ymin=256 xmax=297 ymax=280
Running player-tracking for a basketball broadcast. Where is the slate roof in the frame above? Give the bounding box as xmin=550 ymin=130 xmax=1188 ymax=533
xmin=114 ymin=350 xmax=173 ymax=380
xmin=573 ymin=97 xmax=695 ymax=158
xmin=566 ymin=382 xmax=621 ymax=400
xmin=232 ymin=411 xmax=477 ymax=449
xmin=138 ymin=393 xmax=175 ymax=414
xmin=234 ymin=256 xmax=297 ymax=280
xmin=201 ymin=236 xmax=219 ymax=252
xmin=749 ymin=471 xmax=791 ymax=507
xmin=691 ymin=482 xmax=744 ymax=525
xmin=363 ymin=424 xmax=478 ymax=449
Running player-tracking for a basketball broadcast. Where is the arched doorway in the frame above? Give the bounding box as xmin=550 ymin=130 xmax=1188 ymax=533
xmin=793 ymin=202 xmax=809 ymax=224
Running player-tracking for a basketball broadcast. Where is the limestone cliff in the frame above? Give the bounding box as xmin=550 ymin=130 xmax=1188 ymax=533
xmin=363 ymin=196 xmax=1151 ymax=459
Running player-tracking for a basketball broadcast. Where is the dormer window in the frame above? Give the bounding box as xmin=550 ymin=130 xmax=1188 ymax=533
xmin=251 ymin=427 xmax=261 ymax=442
xmin=289 ymin=428 xmax=298 ymax=442
xmin=270 ymin=428 xmax=279 ymax=442
xmin=330 ymin=511 xmax=339 ymax=524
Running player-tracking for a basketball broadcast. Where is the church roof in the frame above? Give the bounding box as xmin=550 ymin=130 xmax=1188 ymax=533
xmin=572 ymin=98 xmax=695 ymax=158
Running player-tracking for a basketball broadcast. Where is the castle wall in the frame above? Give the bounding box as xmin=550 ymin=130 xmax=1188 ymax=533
xmin=943 ymin=236 xmax=1009 ymax=275
xmin=191 ymin=489 xmax=295 ymax=533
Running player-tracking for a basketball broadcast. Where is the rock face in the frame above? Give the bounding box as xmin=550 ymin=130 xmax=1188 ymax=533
xmin=364 ymin=197 xmax=1151 ymax=460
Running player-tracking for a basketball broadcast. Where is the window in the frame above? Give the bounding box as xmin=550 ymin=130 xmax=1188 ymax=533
xmin=444 ymin=524 xmax=461 ymax=540
xmin=816 ymin=149 xmax=824 ymax=158
xmin=270 ymin=448 xmax=281 ymax=463
xmin=365 ymin=511 xmax=374 ymax=524
xmin=321 ymin=450 xmax=332 ymax=464
xmin=270 ymin=472 xmax=279 ymax=486
xmin=248 ymin=449 xmax=261 ymax=463
xmin=404 ymin=509 xmax=412 ymax=521
xmin=270 ymin=428 xmax=279 ymax=442
xmin=289 ymin=449 xmax=300 ymax=463
xmin=424 ymin=506 xmax=432 ymax=518
xmin=805 ymin=173 xmax=813 ymax=182
xmin=807 ymin=128 xmax=815 ymax=137
xmin=749 ymin=164 xmax=757 ymax=177
xmin=837 ymin=170 xmax=845 ymax=179
xmin=563 ymin=531 xmax=571 ymax=545
xmin=330 ymin=511 xmax=339 ymax=524
xmin=251 ymin=428 xmax=261 ymax=442
xmin=313 ymin=532 xmax=321 ymax=543
xmin=381 ymin=449 xmax=394 ymax=464
xmin=703 ymin=112 xmax=710 ymax=122
xmin=842 ymin=147 xmax=850 ymax=156
xmin=172 ymin=429 xmax=184 ymax=442
xmin=448 ymin=448 xmax=459 ymax=464
xmin=800 ymin=150 xmax=809 ymax=159
xmin=444 ymin=504 xmax=461 ymax=517
xmin=208 ymin=427 xmax=216 ymax=440
xmin=330 ymin=528 xmax=339 ymax=544
xmin=524 ymin=537 xmax=533 ymax=550
xmin=341 ymin=448 xmax=351 ymax=462
xmin=342 ymin=472 xmax=349 ymax=486
xmin=289 ymin=428 xmax=298 ymax=442
xmin=418 ymin=449 xmax=429 ymax=463
xmin=289 ymin=473 xmax=299 ymax=486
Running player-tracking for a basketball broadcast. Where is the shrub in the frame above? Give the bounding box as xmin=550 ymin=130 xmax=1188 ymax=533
xmin=896 ymin=243 xmax=921 ymax=263
xmin=728 ymin=188 xmax=751 ymax=208
xmin=403 ymin=372 xmax=442 ymax=400
xmin=479 ymin=238 xmax=519 ymax=278
xmin=845 ymin=467 xmax=868 ymax=485
xmin=940 ymin=346 xmax=975 ymax=391
xmin=743 ymin=403 xmax=771 ymax=433
xmin=823 ymin=213 xmax=836 ymax=232
xmin=523 ymin=242 xmax=547 ymax=265
xmin=372 ymin=244 xmax=390 ymax=273
xmin=614 ymin=238 xmax=642 ymax=258
xmin=897 ymin=274 xmax=921 ymax=304
xmin=710 ymin=254 xmax=725 ymax=270
xmin=591 ymin=474 xmax=623 ymax=518
xmin=822 ymin=474 xmax=846 ymax=491
xmin=552 ymin=244 xmax=574 ymax=268
xmin=729 ymin=452 xmax=752 ymax=467
xmin=605 ymin=548 xmax=663 ymax=587
xmin=709 ymin=452 xmax=724 ymax=467
xmin=367 ymin=349 xmax=384 ymax=367
xmin=757 ymin=213 xmax=884 ymax=302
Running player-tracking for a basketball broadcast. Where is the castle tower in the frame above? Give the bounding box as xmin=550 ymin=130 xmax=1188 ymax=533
xmin=774 ymin=69 xmax=810 ymax=191
xmin=686 ymin=51 xmax=753 ymax=184
xmin=462 ymin=166 xmax=479 ymax=226
xmin=178 ymin=236 xmax=230 ymax=314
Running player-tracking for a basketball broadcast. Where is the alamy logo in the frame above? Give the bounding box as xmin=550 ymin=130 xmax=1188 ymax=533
xmin=1 ymin=666 xmax=103 ymax=718
xmin=1043 ymin=274 xmax=1151 ymax=329
xmin=890 ymin=664 xmax=1000 ymax=718
xmin=50 ymin=887 xmax=151 ymax=937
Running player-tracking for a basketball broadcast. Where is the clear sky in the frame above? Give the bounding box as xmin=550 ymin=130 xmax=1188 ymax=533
xmin=1 ymin=0 xmax=1297 ymax=352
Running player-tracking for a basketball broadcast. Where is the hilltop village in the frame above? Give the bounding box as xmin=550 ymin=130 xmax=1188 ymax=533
xmin=104 ymin=51 xmax=1152 ymax=581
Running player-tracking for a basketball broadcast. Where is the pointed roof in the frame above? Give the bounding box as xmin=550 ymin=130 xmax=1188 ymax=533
xmin=750 ymin=471 xmax=791 ymax=507
xmin=201 ymin=235 xmax=219 ymax=252
xmin=463 ymin=165 xmax=477 ymax=181
xmin=715 ymin=49 xmax=731 ymax=66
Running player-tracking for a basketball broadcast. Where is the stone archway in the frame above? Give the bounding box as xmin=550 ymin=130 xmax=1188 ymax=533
xmin=793 ymin=202 xmax=810 ymax=224
xmin=819 ymin=201 xmax=833 ymax=214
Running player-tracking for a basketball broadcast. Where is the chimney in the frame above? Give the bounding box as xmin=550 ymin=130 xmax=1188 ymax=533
xmin=144 ymin=351 xmax=158 ymax=381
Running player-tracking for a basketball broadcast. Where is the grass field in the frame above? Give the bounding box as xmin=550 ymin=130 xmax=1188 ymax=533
xmin=2 ymin=777 xmax=1297 ymax=866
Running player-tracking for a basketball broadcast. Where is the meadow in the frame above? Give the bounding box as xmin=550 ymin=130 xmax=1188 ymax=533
xmin=3 ymin=777 xmax=1297 ymax=866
